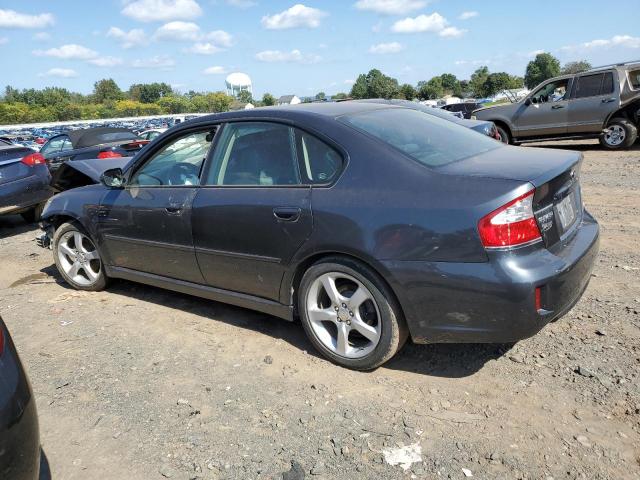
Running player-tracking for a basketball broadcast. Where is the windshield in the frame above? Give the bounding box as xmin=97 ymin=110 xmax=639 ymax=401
xmin=341 ymin=108 xmax=501 ymax=167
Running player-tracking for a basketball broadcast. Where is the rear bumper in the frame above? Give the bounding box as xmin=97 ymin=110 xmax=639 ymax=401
xmin=0 ymin=169 xmax=52 ymax=215
xmin=384 ymin=211 xmax=599 ymax=344
xmin=0 ymin=323 xmax=40 ymax=480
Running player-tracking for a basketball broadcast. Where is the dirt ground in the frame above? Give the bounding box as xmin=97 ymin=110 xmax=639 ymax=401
xmin=1 ymin=140 xmax=639 ymax=480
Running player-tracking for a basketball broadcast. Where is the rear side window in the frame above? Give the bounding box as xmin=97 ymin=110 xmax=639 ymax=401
xmin=207 ymin=122 xmax=300 ymax=186
xmin=574 ymin=74 xmax=604 ymax=98
xmin=602 ymin=72 xmax=614 ymax=94
xmin=629 ymin=69 xmax=640 ymax=90
xmin=295 ymin=130 xmax=342 ymax=184
xmin=341 ymin=108 xmax=501 ymax=168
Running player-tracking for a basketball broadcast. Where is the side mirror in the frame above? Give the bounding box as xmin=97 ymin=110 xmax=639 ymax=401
xmin=100 ymin=168 xmax=126 ymax=188
xmin=524 ymin=98 xmax=532 ymax=106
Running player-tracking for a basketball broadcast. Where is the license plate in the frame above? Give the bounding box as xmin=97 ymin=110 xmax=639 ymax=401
xmin=556 ymin=193 xmax=576 ymax=230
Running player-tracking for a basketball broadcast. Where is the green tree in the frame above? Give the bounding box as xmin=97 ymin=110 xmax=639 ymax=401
xmin=332 ymin=92 xmax=348 ymax=100
xmin=238 ymin=90 xmax=253 ymax=104
xmin=439 ymin=73 xmax=460 ymax=95
xmin=417 ymin=77 xmax=444 ymax=100
xmin=315 ymin=91 xmax=326 ymax=101
xmin=398 ymin=83 xmax=417 ymax=100
xmin=129 ymin=82 xmax=173 ymax=103
xmin=561 ymin=60 xmax=592 ymax=75
xmin=349 ymin=69 xmax=400 ymax=99
xmin=157 ymin=95 xmax=190 ymax=114
xmin=525 ymin=53 xmax=561 ymax=89
xmin=93 ymin=79 xmax=123 ymax=103
xmin=483 ymin=72 xmax=524 ymax=97
xmin=468 ymin=66 xmax=490 ymax=97
xmin=262 ymin=93 xmax=276 ymax=106
xmin=349 ymin=74 xmax=368 ymax=99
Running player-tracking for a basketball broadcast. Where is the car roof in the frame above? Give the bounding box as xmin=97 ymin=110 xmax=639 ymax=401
xmin=65 ymin=127 xmax=135 ymax=149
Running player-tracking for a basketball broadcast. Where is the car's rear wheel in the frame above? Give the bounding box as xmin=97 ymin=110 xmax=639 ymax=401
xmin=298 ymin=258 xmax=407 ymax=370
xmin=495 ymin=125 xmax=511 ymax=144
xmin=20 ymin=202 xmax=45 ymax=224
xmin=599 ymin=118 xmax=638 ymax=150
xmin=53 ymin=222 xmax=108 ymax=291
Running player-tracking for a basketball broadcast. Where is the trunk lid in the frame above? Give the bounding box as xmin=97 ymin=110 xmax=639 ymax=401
xmin=438 ymin=145 xmax=584 ymax=249
xmin=0 ymin=146 xmax=35 ymax=186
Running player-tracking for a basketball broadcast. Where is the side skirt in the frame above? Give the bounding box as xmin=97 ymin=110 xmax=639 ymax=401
xmin=105 ymin=265 xmax=294 ymax=321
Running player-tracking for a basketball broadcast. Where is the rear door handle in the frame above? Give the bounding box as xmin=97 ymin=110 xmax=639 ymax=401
xmin=601 ymin=98 xmax=616 ymax=103
xmin=273 ymin=207 xmax=301 ymax=222
xmin=551 ymin=104 xmax=565 ymax=109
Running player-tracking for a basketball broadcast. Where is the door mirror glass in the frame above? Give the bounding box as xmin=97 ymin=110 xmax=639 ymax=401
xmin=101 ymin=168 xmax=126 ymax=188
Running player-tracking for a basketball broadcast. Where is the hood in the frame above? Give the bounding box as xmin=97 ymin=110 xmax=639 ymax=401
xmin=51 ymin=157 xmax=132 ymax=192
xmin=437 ymin=145 xmax=581 ymax=187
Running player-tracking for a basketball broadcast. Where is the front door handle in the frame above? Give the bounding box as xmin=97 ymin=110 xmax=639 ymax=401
xmin=551 ymin=104 xmax=565 ymax=109
xmin=601 ymin=98 xmax=616 ymax=103
xmin=165 ymin=204 xmax=183 ymax=214
xmin=273 ymin=207 xmax=301 ymax=222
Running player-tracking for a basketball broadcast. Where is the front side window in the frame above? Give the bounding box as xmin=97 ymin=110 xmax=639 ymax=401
xmin=295 ymin=130 xmax=342 ymax=184
xmin=574 ymin=74 xmax=604 ymax=99
xmin=342 ymin=108 xmax=501 ymax=168
xmin=130 ymin=130 xmax=214 ymax=186
xmin=41 ymin=136 xmax=68 ymax=155
xmin=628 ymin=69 xmax=640 ymax=90
xmin=531 ymin=79 xmax=570 ymax=103
xmin=206 ymin=122 xmax=300 ymax=186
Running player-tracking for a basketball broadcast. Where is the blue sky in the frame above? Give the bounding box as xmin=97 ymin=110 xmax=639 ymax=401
xmin=1 ymin=0 xmax=639 ymax=98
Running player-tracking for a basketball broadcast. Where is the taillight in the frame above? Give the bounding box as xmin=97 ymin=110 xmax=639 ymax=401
xmin=97 ymin=150 xmax=123 ymax=159
xmin=21 ymin=153 xmax=46 ymax=166
xmin=478 ymin=189 xmax=542 ymax=249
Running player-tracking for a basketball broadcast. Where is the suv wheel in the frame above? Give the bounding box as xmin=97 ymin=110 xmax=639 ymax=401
xmin=298 ymin=257 xmax=407 ymax=370
xmin=53 ymin=221 xmax=108 ymax=291
xmin=599 ymin=118 xmax=638 ymax=150
xmin=495 ymin=125 xmax=511 ymax=144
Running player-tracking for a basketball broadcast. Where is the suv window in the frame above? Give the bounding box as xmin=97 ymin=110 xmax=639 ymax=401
xmin=130 ymin=130 xmax=213 ymax=186
xmin=531 ymin=79 xmax=569 ymax=103
xmin=602 ymin=72 xmax=614 ymax=94
xmin=295 ymin=130 xmax=342 ymax=184
xmin=574 ymin=73 xmax=604 ymax=98
xmin=629 ymin=69 xmax=640 ymax=90
xmin=207 ymin=122 xmax=300 ymax=186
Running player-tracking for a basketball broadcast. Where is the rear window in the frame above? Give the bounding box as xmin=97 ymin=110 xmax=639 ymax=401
xmin=341 ymin=108 xmax=500 ymax=167
xmin=629 ymin=69 xmax=640 ymax=90
xmin=96 ymin=132 xmax=138 ymax=143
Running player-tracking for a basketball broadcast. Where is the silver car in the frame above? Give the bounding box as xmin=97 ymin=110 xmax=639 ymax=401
xmin=474 ymin=60 xmax=640 ymax=149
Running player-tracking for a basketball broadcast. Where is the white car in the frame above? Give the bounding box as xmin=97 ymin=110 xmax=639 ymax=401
xmin=138 ymin=129 xmax=167 ymax=141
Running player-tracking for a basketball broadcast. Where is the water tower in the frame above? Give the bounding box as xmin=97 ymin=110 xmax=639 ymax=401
xmin=225 ymin=72 xmax=253 ymax=98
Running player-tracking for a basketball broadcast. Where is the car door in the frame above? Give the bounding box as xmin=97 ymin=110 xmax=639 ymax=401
xmin=513 ymin=78 xmax=571 ymax=137
xmin=567 ymin=71 xmax=619 ymax=133
xmin=192 ymin=121 xmax=313 ymax=301
xmin=98 ymin=128 xmax=216 ymax=284
xmin=40 ymin=135 xmax=71 ymax=167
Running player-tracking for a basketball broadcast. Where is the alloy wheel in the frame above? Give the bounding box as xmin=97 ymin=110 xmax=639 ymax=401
xmin=604 ymin=125 xmax=626 ymax=146
xmin=57 ymin=231 xmax=102 ymax=286
xmin=305 ymin=272 xmax=382 ymax=358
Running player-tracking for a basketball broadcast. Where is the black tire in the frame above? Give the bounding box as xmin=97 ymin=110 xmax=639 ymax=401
xmin=298 ymin=257 xmax=408 ymax=370
xmin=599 ymin=118 xmax=638 ymax=150
xmin=20 ymin=202 xmax=45 ymax=224
xmin=52 ymin=221 xmax=108 ymax=291
xmin=495 ymin=125 xmax=511 ymax=144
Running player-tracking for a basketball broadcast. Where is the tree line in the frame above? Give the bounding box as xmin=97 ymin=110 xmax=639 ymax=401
xmin=1 ymin=52 xmax=590 ymax=125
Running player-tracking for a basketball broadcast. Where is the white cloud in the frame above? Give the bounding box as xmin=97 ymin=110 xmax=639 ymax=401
xmin=369 ymin=41 xmax=404 ymax=54
xmin=226 ymin=0 xmax=256 ymax=7
xmin=131 ymin=55 xmax=175 ymax=69
xmin=0 ymin=37 xmax=7 ymax=45
xmin=344 ymin=79 xmax=355 ymax=85
xmin=107 ymin=27 xmax=148 ymax=48
xmin=39 ymin=68 xmax=78 ymax=78
xmin=32 ymin=32 xmax=51 ymax=41
xmin=561 ymin=35 xmax=640 ymax=51
xmin=33 ymin=44 xmax=98 ymax=60
xmin=528 ymin=49 xmax=545 ymax=57
xmin=121 ymin=0 xmax=202 ymax=22
xmin=89 ymin=56 xmax=124 ymax=67
xmin=203 ymin=65 xmax=227 ymax=74
xmin=0 ymin=9 xmax=54 ymax=29
xmin=354 ymin=0 xmax=426 ymax=15
xmin=439 ymin=26 xmax=465 ymax=38
xmin=458 ymin=11 xmax=478 ymax=20
xmin=261 ymin=4 xmax=327 ymax=30
xmin=391 ymin=12 xmax=464 ymax=37
xmin=187 ymin=42 xmax=223 ymax=54
xmin=204 ymin=30 xmax=233 ymax=47
xmin=155 ymin=21 xmax=201 ymax=41
xmin=255 ymin=49 xmax=321 ymax=63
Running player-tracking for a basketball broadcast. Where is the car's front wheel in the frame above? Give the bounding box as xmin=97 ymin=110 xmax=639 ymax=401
xmin=495 ymin=125 xmax=511 ymax=144
xmin=298 ymin=258 xmax=407 ymax=370
xmin=599 ymin=118 xmax=638 ymax=150
xmin=53 ymin=222 xmax=108 ymax=291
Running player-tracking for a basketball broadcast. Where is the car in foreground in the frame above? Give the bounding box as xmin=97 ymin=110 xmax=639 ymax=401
xmin=37 ymin=102 xmax=599 ymax=370
xmin=352 ymin=99 xmax=504 ymax=141
xmin=0 ymin=143 xmax=52 ymax=222
xmin=40 ymin=127 xmax=149 ymax=173
xmin=474 ymin=60 xmax=640 ymax=149
xmin=0 ymin=315 xmax=40 ymax=480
